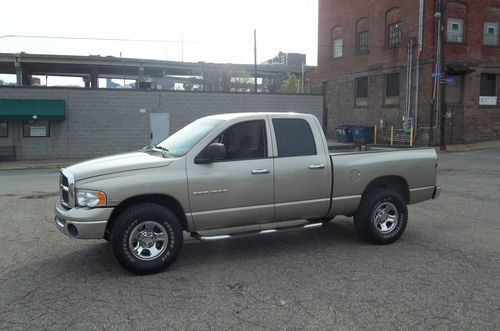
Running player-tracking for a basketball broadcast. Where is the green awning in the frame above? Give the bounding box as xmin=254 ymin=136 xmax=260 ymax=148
xmin=0 ymin=99 xmax=66 ymax=120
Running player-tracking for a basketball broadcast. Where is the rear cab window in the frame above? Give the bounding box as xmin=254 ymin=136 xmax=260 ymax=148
xmin=272 ymin=118 xmax=317 ymax=157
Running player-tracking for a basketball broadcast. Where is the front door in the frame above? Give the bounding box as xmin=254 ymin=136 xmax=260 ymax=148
xmin=150 ymin=113 xmax=170 ymax=144
xmin=186 ymin=119 xmax=274 ymax=230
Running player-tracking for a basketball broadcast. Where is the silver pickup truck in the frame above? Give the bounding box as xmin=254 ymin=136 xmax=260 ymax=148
xmin=55 ymin=112 xmax=440 ymax=274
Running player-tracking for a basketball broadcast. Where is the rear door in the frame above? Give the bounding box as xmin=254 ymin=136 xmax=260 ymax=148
xmin=269 ymin=115 xmax=331 ymax=221
xmin=186 ymin=118 xmax=274 ymax=230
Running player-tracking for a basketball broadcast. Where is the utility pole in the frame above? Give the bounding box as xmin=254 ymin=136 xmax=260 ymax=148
xmin=438 ymin=0 xmax=447 ymax=151
xmin=301 ymin=60 xmax=305 ymax=94
xmin=254 ymin=29 xmax=258 ymax=93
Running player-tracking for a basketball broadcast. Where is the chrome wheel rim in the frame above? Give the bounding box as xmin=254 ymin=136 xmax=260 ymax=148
xmin=373 ymin=202 xmax=399 ymax=234
xmin=128 ymin=221 xmax=169 ymax=261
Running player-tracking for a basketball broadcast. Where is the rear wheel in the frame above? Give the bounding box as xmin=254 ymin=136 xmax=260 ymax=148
xmin=110 ymin=203 xmax=183 ymax=275
xmin=354 ymin=189 xmax=407 ymax=245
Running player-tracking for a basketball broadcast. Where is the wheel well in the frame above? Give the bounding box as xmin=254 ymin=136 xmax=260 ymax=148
xmin=105 ymin=194 xmax=189 ymax=239
xmin=363 ymin=176 xmax=409 ymax=203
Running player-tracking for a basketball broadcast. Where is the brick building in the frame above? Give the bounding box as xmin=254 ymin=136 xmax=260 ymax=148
xmin=317 ymin=0 xmax=500 ymax=144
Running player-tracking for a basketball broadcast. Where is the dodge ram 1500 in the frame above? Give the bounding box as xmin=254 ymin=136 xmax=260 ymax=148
xmin=55 ymin=112 xmax=440 ymax=274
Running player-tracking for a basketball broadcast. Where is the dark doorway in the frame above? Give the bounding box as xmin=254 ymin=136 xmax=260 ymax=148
xmin=445 ymin=75 xmax=464 ymax=144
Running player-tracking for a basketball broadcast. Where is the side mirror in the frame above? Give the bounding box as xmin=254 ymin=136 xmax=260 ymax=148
xmin=195 ymin=143 xmax=226 ymax=164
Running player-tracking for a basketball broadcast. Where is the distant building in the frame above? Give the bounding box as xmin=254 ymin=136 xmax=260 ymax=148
xmin=106 ymin=78 xmax=120 ymax=88
xmin=0 ymin=79 xmax=3 ymax=86
xmin=262 ymin=51 xmax=307 ymax=93
xmin=317 ymin=0 xmax=500 ymax=144
xmin=262 ymin=51 xmax=306 ymax=67
xmin=30 ymin=77 xmax=41 ymax=86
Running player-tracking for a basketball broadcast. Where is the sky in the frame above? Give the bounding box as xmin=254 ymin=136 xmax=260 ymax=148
xmin=0 ymin=0 xmax=318 ymax=70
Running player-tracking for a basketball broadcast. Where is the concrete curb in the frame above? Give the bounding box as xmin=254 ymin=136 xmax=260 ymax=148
xmin=0 ymin=160 xmax=84 ymax=171
xmin=0 ymin=164 xmax=69 ymax=171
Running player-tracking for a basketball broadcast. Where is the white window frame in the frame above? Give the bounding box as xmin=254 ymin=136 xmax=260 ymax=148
xmin=479 ymin=73 xmax=498 ymax=106
xmin=332 ymin=38 xmax=343 ymax=59
xmin=447 ymin=18 xmax=464 ymax=43
xmin=484 ymin=22 xmax=499 ymax=46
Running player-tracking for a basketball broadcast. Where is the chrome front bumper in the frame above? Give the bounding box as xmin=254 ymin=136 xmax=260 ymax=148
xmin=54 ymin=200 xmax=113 ymax=239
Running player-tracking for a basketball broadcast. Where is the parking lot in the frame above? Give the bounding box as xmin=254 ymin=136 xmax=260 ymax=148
xmin=0 ymin=149 xmax=499 ymax=330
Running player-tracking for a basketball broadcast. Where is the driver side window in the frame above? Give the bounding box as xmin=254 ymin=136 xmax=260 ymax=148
xmin=211 ymin=120 xmax=267 ymax=161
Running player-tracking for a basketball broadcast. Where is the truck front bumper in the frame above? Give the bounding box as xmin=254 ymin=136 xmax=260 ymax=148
xmin=54 ymin=200 xmax=114 ymax=239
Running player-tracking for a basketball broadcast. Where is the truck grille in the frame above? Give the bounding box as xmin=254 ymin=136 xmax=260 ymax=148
xmin=60 ymin=169 xmax=74 ymax=208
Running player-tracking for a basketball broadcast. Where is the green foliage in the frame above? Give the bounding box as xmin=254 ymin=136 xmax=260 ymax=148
xmin=281 ymin=74 xmax=299 ymax=94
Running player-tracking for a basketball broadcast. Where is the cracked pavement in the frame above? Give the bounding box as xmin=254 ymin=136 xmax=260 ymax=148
xmin=0 ymin=150 xmax=499 ymax=330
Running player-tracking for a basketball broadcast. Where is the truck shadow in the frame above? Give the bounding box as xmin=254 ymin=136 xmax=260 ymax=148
xmin=2 ymin=219 xmax=361 ymax=282
xmin=178 ymin=219 xmax=361 ymax=267
xmin=0 ymin=220 xmax=370 ymax=311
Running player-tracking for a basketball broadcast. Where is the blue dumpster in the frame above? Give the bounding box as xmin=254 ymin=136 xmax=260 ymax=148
xmin=335 ymin=125 xmax=354 ymax=142
xmin=353 ymin=126 xmax=374 ymax=143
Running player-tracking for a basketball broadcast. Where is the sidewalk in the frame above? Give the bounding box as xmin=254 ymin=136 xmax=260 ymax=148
xmin=0 ymin=158 xmax=85 ymax=171
xmin=438 ymin=139 xmax=500 ymax=152
xmin=1 ymin=140 xmax=500 ymax=171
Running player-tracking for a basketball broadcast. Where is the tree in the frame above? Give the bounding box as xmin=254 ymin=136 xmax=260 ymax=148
xmin=281 ymin=74 xmax=299 ymax=94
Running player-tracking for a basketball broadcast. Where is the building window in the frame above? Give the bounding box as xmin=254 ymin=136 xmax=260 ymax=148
xmin=385 ymin=73 xmax=400 ymax=105
xmin=0 ymin=121 xmax=7 ymax=137
xmin=479 ymin=73 xmax=498 ymax=106
xmin=447 ymin=18 xmax=464 ymax=43
xmin=388 ymin=23 xmax=401 ymax=46
xmin=484 ymin=22 xmax=499 ymax=46
xmin=355 ymin=77 xmax=368 ymax=106
xmin=357 ymin=31 xmax=369 ymax=54
xmin=23 ymin=120 xmax=50 ymax=137
xmin=332 ymin=38 xmax=343 ymax=59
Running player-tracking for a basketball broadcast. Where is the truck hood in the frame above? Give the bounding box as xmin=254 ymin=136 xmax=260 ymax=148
xmin=66 ymin=151 xmax=173 ymax=180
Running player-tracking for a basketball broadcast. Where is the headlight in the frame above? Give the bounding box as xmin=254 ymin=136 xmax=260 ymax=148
xmin=76 ymin=189 xmax=107 ymax=207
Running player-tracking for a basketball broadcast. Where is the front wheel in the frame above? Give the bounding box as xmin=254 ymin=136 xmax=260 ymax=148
xmin=354 ymin=189 xmax=408 ymax=245
xmin=110 ymin=203 xmax=183 ymax=275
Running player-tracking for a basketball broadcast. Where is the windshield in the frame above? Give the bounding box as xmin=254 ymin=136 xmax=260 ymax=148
xmin=156 ymin=118 xmax=224 ymax=157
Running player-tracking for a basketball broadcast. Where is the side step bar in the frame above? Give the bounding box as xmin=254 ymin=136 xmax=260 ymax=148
xmin=190 ymin=222 xmax=324 ymax=241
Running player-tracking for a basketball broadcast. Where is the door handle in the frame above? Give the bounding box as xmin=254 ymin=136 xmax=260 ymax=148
xmin=309 ymin=163 xmax=325 ymax=170
xmin=251 ymin=168 xmax=270 ymax=175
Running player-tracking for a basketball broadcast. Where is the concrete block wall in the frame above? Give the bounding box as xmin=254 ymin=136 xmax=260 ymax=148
xmin=0 ymin=87 xmax=323 ymax=160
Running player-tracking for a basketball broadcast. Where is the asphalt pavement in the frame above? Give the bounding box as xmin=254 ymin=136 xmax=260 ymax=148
xmin=0 ymin=149 xmax=499 ymax=330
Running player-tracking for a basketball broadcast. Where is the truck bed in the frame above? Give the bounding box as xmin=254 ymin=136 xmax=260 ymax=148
xmin=328 ymin=144 xmax=430 ymax=155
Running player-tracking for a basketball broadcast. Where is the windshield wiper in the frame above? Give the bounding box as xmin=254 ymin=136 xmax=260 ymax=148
xmin=141 ymin=144 xmax=168 ymax=158
xmin=141 ymin=144 xmax=154 ymax=152
xmin=154 ymin=145 xmax=169 ymax=158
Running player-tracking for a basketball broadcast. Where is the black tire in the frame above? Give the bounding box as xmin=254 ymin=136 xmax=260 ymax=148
xmin=353 ymin=188 xmax=408 ymax=245
xmin=110 ymin=203 xmax=183 ymax=275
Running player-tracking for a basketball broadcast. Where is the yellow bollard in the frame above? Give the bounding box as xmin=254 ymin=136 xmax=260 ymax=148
xmin=374 ymin=125 xmax=377 ymax=144
xmin=390 ymin=126 xmax=394 ymax=146
xmin=410 ymin=127 xmax=413 ymax=147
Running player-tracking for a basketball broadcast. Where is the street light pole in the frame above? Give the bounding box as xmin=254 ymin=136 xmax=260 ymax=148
xmin=254 ymin=29 xmax=258 ymax=93
xmin=439 ymin=0 xmax=447 ymax=151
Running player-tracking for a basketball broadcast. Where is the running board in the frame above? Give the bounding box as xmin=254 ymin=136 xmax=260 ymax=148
xmin=190 ymin=222 xmax=324 ymax=241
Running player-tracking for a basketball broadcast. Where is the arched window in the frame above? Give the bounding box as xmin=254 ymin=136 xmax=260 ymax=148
xmin=484 ymin=6 xmax=500 ymax=46
xmin=331 ymin=26 xmax=343 ymax=59
xmin=356 ymin=17 xmax=369 ymax=55
xmin=446 ymin=2 xmax=467 ymax=43
xmin=386 ymin=7 xmax=402 ymax=47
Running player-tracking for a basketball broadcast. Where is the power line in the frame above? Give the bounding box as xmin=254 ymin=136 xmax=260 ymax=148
xmin=0 ymin=34 xmax=255 ymax=46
